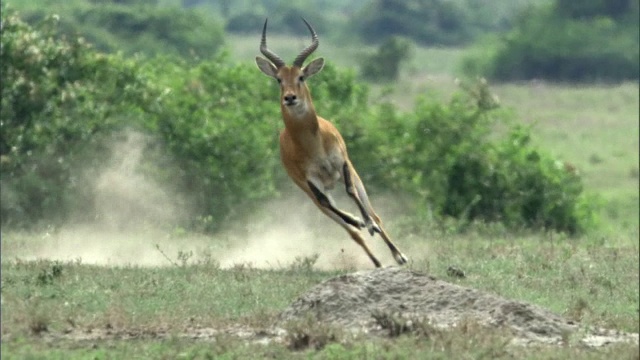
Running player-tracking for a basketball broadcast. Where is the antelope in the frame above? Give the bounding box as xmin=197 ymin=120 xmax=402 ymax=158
xmin=255 ymin=18 xmax=408 ymax=268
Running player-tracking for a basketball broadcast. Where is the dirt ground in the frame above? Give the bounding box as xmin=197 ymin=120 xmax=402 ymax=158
xmin=48 ymin=267 xmax=637 ymax=349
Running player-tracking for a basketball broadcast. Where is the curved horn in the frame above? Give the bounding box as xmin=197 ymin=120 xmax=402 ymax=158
xmin=293 ymin=18 xmax=319 ymax=68
xmin=259 ymin=18 xmax=286 ymax=69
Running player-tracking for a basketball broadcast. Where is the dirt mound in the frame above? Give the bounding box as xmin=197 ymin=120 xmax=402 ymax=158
xmin=278 ymin=267 xmax=638 ymax=347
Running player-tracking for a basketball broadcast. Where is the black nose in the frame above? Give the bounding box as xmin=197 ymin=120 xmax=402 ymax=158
xmin=284 ymin=94 xmax=297 ymax=104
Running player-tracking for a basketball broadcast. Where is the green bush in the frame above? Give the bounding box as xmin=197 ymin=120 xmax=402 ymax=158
xmin=361 ymin=80 xmax=596 ymax=234
xmin=139 ymin=56 xmax=282 ymax=231
xmin=0 ymin=11 xmax=161 ymax=227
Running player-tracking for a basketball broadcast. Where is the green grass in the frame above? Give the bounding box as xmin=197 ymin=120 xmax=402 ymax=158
xmin=1 ymin=228 xmax=638 ymax=358
xmin=492 ymin=82 xmax=639 ymax=231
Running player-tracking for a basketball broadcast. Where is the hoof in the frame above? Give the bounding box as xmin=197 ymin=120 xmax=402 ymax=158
xmin=394 ymin=253 xmax=408 ymax=265
xmin=366 ymin=220 xmax=381 ymax=236
xmin=349 ymin=216 xmax=366 ymax=229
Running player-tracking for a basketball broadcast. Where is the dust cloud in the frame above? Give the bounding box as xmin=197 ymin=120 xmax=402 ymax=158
xmin=216 ymin=194 xmax=397 ymax=270
xmin=5 ymin=131 xmax=407 ymax=270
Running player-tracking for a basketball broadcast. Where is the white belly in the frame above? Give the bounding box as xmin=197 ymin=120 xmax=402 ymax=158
xmin=307 ymin=151 xmax=344 ymax=190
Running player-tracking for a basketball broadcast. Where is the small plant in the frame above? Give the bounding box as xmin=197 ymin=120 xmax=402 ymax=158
xmin=28 ymin=310 xmax=50 ymax=335
xmin=231 ymin=263 xmax=253 ymax=282
xmin=566 ymin=298 xmax=590 ymax=322
xmin=284 ymin=315 xmax=345 ymax=351
xmin=35 ymin=261 xmax=63 ymax=286
xmin=177 ymin=250 xmax=194 ymax=267
xmin=155 ymin=244 xmax=179 ymax=267
xmin=196 ymin=248 xmax=220 ymax=268
xmin=371 ymin=310 xmax=440 ymax=339
xmin=446 ymin=265 xmax=466 ymax=278
xmin=288 ymin=254 xmax=320 ymax=273
xmin=154 ymin=245 xmax=195 ymax=267
xmin=371 ymin=310 xmax=414 ymax=337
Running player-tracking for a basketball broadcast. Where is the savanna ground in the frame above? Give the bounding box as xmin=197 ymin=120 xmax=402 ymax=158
xmin=2 ymin=38 xmax=639 ymax=359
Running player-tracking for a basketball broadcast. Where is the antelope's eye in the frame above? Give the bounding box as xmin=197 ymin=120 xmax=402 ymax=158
xmin=298 ymin=75 xmax=304 ymax=82
xmin=276 ymin=78 xmax=282 ymax=84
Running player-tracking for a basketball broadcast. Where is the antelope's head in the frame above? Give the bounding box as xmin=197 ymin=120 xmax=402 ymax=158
xmin=256 ymin=18 xmax=325 ymax=117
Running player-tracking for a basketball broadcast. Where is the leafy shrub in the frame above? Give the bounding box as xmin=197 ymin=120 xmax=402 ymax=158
xmin=362 ymin=80 xmax=596 ymax=234
xmin=139 ymin=56 xmax=282 ymax=231
xmin=1 ymin=11 xmax=161 ymax=227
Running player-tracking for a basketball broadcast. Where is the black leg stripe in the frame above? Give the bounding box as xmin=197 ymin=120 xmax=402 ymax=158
xmin=308 ymin=180 xmax=362 ymax=228
xmin=343 ymin=163 xmax=354 ymax=195
xmin=342 ymin=163 xmax=370 ymax=222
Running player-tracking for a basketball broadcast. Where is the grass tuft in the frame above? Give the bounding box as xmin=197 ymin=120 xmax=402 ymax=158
xmin=284 ymin=315 xmax=346 ymax=351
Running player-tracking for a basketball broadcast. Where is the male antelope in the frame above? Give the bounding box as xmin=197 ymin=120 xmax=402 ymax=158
xmin=255 ymin=18 xmax=408 ymax=268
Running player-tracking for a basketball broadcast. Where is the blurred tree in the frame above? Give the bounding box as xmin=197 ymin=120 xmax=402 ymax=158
xmin=361 ymin=36 xmax=414 ymax=81
xmin=462 ymin=0 xmax=639 ymax=82
xmin=225 ymin=11 xmax=264 ymax=33
xmin=10 ymin=1 xmax=225 ymax=59
xmin=555 ymin=0 xmax=637 ymax=19
xmin=355 ymin=0 xmax=472 ymax=46
xmin=88 ymin=0 xmax=159 ymax=4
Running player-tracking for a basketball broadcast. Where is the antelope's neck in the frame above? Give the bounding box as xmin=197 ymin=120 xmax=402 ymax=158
xmin=281 ymin=105 xmax=321 ymax=150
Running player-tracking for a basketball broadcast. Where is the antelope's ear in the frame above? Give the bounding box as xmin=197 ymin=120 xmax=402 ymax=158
xmin=302 ymin=57 xmax=324 ymax=79
xmin=256 ymin=57 xmax=279 ymax=79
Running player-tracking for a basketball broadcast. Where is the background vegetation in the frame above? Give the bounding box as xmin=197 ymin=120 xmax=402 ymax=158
xmin=2 ymin=3 xmax=603 ymax=234
xmin=6 ymin=0 xmax=224 ymax=59
xmin=462 ymin=0 xmax=639 ymax=82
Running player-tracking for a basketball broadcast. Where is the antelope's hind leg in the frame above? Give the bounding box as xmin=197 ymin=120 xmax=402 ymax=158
xmin=373 ymin=223 xmax=408 ymax=265
xmin=343 ymin=163 xmax=409 ymax=266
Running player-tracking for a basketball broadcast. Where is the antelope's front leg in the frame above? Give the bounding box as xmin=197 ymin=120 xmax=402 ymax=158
xmin=306 ymin=179 xmax=382 ymax=268
xmin=306 ymin=179 xmax=365 ymax=229
xmin=342 ymin=163 xmax=381 ymax=235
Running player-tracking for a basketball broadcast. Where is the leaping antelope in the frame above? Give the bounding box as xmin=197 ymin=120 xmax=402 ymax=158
xmin=255 ymin=18 xmax=408 ymax=268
